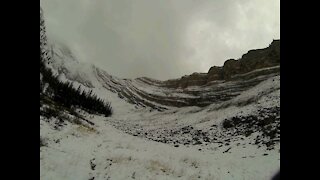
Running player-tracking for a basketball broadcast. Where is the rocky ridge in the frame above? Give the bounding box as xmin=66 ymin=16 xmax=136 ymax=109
xmin=163 ymin=39 xmax=280 ymax=88
xmin=47 ymin=39 xmax=280 ymax=110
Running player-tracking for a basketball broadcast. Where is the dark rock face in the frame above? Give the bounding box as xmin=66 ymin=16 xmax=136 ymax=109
xmin=162 ymin=39 xmax=280 ymax=88
xmin=223 ymin=59 xmax=242 ymax=80
xmin=164 ymin=73 xmax=208 ymax=88
xmin=239 ymin=40 xmax=280 ymax=74
xmin=207 ymin=66 xmax=223 ymax=81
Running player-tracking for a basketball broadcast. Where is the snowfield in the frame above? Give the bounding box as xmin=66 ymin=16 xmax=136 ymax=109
xmin=40 ymin=74 xmax=280 ymax=180
xmin=41 ymin=115 xmax=279 ymax=180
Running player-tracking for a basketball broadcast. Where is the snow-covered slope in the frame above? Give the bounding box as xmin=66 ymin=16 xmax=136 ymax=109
xmin=46 ymin=40 xmax=279 ymax=111
xmin=41 ymin=111 xmax=279 ymax=180
xmin=40 ymin=22 xmax=280 ymax=179
xmin=40 ymin=73 xmax=280 ymax=180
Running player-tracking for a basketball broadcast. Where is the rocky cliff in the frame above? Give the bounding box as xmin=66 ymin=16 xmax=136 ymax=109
xmin=163 ymin=40 xmax=280 ymax=88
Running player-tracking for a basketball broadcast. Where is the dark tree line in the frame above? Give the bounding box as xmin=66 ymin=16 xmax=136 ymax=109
xmin=40 ymin=6 xmax=112 ymax=117
xmin=40 ymin=53 xmax=112 ymax=117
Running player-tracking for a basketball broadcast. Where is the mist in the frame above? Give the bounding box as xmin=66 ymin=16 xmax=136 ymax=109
xmin=41 ymin=0 xmax=280 ymax=80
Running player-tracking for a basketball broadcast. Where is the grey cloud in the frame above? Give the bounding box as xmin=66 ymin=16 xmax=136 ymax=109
xmin=41 ymin=0 xmax=280 ymax=80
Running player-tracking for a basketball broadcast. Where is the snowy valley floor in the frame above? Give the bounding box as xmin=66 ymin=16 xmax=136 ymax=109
xmin=40 ymin=76 xmax=280 ymax=180
xmin=40 ymin=115 xmax=279 ymax=180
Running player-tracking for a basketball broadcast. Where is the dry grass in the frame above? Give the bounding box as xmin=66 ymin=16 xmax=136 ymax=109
xmin=76 ymin=123 xmax=97 ymax=134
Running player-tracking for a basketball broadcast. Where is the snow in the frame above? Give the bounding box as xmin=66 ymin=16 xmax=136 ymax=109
xmin=230 ymin=65 xmax=280 ymax=79
xmin=41 ymin=73 xmax=280 ymax=180
xmin=41 ymin=114 xmax=279 ymax=180
xmin=40 ymin=40 xmax=280 ymax=180
xmin=131 ymin=79 xmax=198 ymax=99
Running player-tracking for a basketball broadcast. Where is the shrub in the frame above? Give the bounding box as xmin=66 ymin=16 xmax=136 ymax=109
xmin=222 ymin=119 xmax=233 ymax=129
xmin=40 ymin=137 xmax=47 ymax=147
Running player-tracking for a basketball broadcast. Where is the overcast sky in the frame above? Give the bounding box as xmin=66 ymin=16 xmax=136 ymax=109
xmin=41 ymin=0 xmax=280 ymax=80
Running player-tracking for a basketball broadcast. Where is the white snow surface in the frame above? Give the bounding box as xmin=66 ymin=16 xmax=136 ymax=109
xmin=41 ymin=113 xmax=279 ymax=180
xmin=41 ymin=75 xmax=280 ymax=180
xmin=41 ymin=41 xmax=280 ymax=180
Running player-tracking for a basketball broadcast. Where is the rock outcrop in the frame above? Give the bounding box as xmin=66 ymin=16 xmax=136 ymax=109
xmin=207 ymin=66 xmax=223 ymax=81
xmin=239 ymin=40 xmax=280 ymax=73
xmin=162 ymin=40 xmax=280 ymax=88
xmin=164 ymin=73 xmax=208 ymax=89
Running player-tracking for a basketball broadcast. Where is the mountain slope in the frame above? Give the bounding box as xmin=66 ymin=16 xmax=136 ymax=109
xmin=41 ymin=72 xmax=280 ymax=180
xmin=40 ymin=7 xmax=280 ymax=180
xmin=46 ymin=39 xmax=279 ymax=110
xmin=41 ymin=43 xmax=280 ymax=179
